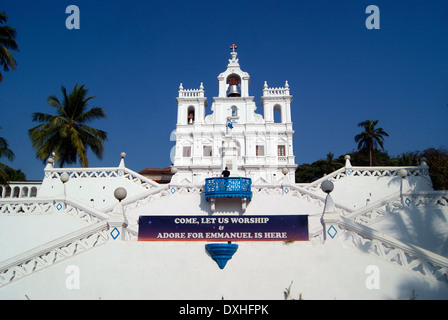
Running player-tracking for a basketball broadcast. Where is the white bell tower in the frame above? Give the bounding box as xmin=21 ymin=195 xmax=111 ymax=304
xmin=217 ymin=44 xmax=250 ymax=99
xmin=176 ymin=82 xmax=207 ymax=126
xmin=171 ymin=45 xmax=297 ymax=185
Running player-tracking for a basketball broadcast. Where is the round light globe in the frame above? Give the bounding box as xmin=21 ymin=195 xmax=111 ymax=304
xmin=60 ymin=173 xmax=69 ymax=183
xmin=398 ymin=169 xmax=408 ymax=179
xmin=321 ymin=180 xmax=334 ymax=194
xmin=114 ymin=187 xmax=127 ymax=201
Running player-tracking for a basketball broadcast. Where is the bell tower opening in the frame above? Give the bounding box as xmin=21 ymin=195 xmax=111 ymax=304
xmin=274 ymin=105 xmax=282 ymax=123
xmin=187 ymin=106 xmax=195 ymax=124
xmin=227 ymin=75 xmax=241 ymax=97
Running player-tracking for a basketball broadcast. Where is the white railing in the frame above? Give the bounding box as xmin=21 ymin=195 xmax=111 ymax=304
xmin=278 ymin=157 xmax=287 ymax=163
xmin=262 ymin=84 xmax=290 ymax=96
xmin=103 ymin=184 xmax=171 ymax=214
xmin=346 ymin=192 xmax=402 ymax=225
xmin=339 ymin=216 xmax=448 ymax=284
xmin=0 ymin=198 xmax=64 ymax=215
xmin=178 ymin=83 xmax=205 ymax=98
xmin=346 ymin=190 xmax=448 ymax=226
xmin=45 ymin=167 xmax=122 ymax=179
xmin=44 ymin=166 xmax=160 ymax=190
xmin=402 ymin=191 xmax=448 ymax=208
xmin=122 ymin=168 xmax=160 ymax=189
xmin=304 ymin=166 xmax=429 ymax=193
xmin=303 ymin=167 xmax=347 ymax=191
xmin=0 ymin=182 xmax=41 ymax=198
xmin=178 ymin=89 xmax=204 ymax=98
xmin=106 ymin=184 xmax=171 ymax=230
xmin=0 ymin=221 xmax=110 ymax=287
xmin=284 ymin=184 xmax=353 ymax=216
xmin=0 ymin=197 xmax=109 ymax=224
xmin=345 ymin=166 xmax=428 ymax=178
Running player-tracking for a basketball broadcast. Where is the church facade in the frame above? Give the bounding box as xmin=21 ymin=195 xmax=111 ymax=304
xmin=171 ymin=46 xmax=296 ymax=184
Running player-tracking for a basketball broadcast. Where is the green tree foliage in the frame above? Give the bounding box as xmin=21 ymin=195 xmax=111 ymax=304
xmin=295 ymin=152 xmax=345 ymax=183
xmin=420 ymin=148 xmax=448 ymax=190
xmin=354 ymin=120 xmax=389 ymax=166
xmin=295 ymin=148 xmax=448 ymax=190
xmin=1 ymin=168 xmax=26 ymax=182
xmin=0 ymin=12 xmax=19 ymax=82
xmin=0 ymin=125 xmax=15 ymax=184
xmin=28 ymin=84 xmax=107 ymax=167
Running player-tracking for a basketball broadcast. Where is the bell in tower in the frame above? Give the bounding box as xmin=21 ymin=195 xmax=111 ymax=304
xmin=227 ymin=76 xmax=241 ymax=97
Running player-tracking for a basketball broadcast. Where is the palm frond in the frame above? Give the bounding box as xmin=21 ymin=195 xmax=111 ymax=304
xmin=29 ymin=84 xmax=107 ymax=167
xmin=76 ymin=107 xmax=107 ymax=124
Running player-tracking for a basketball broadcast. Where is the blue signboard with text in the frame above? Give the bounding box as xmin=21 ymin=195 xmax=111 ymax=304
xmin=138 ymin=215 xmax=308 ymax=241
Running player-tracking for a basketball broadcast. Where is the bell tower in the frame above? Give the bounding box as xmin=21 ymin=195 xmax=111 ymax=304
xmin=217 ymin=44 xmax=250 ymax=99
xmin=171 ymin=45 xmax=297 ymax=185
xmin=176 ymin=82 xmax=207 ymax=126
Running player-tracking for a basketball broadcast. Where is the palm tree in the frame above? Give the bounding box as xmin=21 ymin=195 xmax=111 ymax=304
xmin=0 ymin=126 xmax=15 ymax=184
xmin=0 ymin=12 xmax=19 ymax=82
xmin=29 ymin=84 xmax=107 ymax=167
xmin=354 ymin=120 xmax=389 ymax=166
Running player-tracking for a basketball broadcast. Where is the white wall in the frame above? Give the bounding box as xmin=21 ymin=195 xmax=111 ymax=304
xmin=1 ymin=240 xmax=447 ymax=300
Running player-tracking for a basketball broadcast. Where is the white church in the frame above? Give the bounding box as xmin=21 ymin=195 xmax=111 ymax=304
xmin=0 ymin=46 xmax=448 ymax=300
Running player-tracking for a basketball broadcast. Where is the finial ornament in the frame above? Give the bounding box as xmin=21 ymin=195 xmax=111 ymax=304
xmin=230 ymin=43 xmax=237 ymax=52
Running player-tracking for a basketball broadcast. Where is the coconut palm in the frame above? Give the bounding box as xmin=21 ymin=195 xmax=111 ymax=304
xmin=0 ymin=126 xmax=15 ymax=184
xmin=354 ymin=120 xmax=389 ymax=166
xmin=29 ymin=84 xmax=107 ymax=167
xmin=0 ymin=12 xmax=19 ymax=82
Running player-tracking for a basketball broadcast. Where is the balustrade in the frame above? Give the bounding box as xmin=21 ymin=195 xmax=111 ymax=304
xmin=339 ymin=216 xmax=448 ymax=284
xmin=204 ymin=177 xmax=252 ymax=200
xmin=0 ymin=183 xmax=40 ymax=198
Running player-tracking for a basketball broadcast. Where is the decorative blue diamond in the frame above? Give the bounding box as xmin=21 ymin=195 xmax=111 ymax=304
xmin=284 ymin=187 xmax=289 ymax=194
xmin=347 ymin=169 xmax=352 ymax=176
xmin=110 ymin=227 xmax=120 ymax=240
xmin=56 ymin=203 xmax=63 ymax=211
xmin=405 ymin=198 xmax=411 ymax=206
xmin=328 ymin=225 xmax=337 ymax=239
xmin=170 ymin=187 xmax=176 ymax=194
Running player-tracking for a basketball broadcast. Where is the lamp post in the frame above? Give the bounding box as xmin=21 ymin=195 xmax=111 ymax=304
xmin=398 ymin=168 xmax=407 ymax=207
xmin=60 ymin=173 xmax=69 ymax=209
xmin=108 ymin=187 xmax=128 ymax=240
xmin=320 ymin=180 xmax=339 ymax=242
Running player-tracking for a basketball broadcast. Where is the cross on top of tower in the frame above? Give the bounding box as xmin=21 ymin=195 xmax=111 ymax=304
xmin=230 ymin=43 xmax=237 ymax=52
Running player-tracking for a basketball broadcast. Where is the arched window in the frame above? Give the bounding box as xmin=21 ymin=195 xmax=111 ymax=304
xmin=30 ymin=187 xmax=38 ymax=197
xmin=231 ymin=106 xmax=238 ymax=117
xmin=187 ymin=106 xmax=195 ymax=124
xmin=274 ymin=105 xmax=282 ymax=123
xmin=21 ymin=187 xmax=29 ymax=198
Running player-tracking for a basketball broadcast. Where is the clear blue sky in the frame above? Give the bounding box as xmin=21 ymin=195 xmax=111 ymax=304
xmin=1 ymin=0 xmax=447 ymax=180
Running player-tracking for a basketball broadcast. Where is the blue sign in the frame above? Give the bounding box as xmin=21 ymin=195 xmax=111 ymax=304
xmin=138 ymin=215 xmax=308 ymax=241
